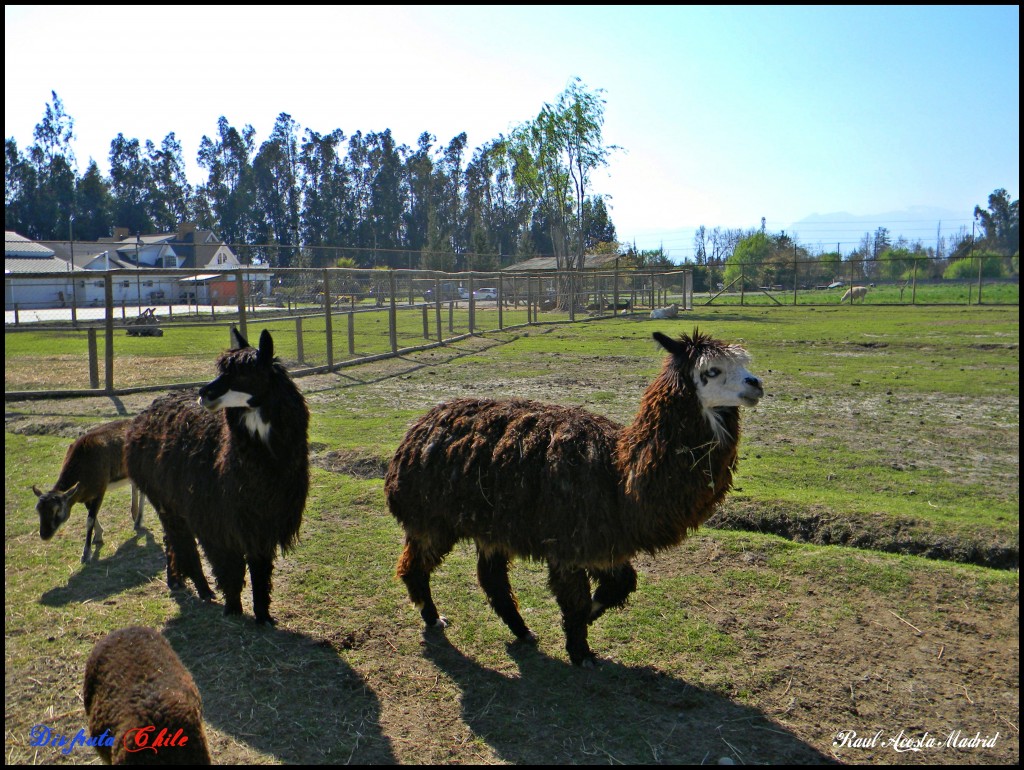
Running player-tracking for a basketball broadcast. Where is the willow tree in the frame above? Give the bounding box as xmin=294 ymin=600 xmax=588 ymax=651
xmin=507 ymin=78 xmax=618 ymax=310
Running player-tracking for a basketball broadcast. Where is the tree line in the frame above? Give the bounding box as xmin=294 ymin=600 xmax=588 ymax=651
xmin=7 ymin=87 xmax=1016 ymax=286
xmin=5 ymin=81 xmax=621 ymax=271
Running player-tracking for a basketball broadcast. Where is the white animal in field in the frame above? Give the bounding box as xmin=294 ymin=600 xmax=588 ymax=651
xmin=841 ymin=286 xmax=868 ymax=303
xmin=650 ymin=303 xmax=679 ymax=320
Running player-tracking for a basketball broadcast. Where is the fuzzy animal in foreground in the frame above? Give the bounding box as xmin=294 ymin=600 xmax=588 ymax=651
xmin=125 ymin=328 xmax=309 ymax=625
xmin=649 ymin=303 xmax=679 ymax=319
xmin=840 ymin=285 xmax=868 ymax=303
xmin=33 ymin=419 xmax=144 ymax=563
xmin=84 ymin=626 xmax=211 ymax=764
xmin=386 ymin=329 xmax=764 ymax=665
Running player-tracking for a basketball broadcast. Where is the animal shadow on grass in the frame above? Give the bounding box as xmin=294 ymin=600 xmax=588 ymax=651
xmin=421 ymin=634 xmax=834 ymax=765
xmin=39 ymin=525 xmax=163 ymax=607
xmin=162 ymin=598 xmax=397 ymax=765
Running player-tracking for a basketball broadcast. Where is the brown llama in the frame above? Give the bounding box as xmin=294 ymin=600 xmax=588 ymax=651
xmin=125 ymin=328 xmax=309 ymax=625
xmin=385 ymin=329 xmax=764 ymax=666
xmin=84 ymin=626 xmax=211 ymax=764
xmin=33 ymin=419 xmax=144 ymax=563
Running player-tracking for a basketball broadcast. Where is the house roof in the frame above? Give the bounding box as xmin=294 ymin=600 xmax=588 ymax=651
xmin=5 ymin=232 xmax=86 ymax=274
xmin=31 ymin=225 xmax=237 ymax=271
xmin=35 ymin=241 xmax=138 ymax=270
xmin=503 ymin=253 xmax=624 ymax=272
xmin=6 ymin=231 xmax=56 ymax=258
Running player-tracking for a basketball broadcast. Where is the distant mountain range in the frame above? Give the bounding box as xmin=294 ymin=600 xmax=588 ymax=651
xmin=785 ymin=206 xmax=973 ymax=251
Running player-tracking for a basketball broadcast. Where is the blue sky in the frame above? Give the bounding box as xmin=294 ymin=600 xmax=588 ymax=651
xmin=5 ymin=5 xmax=1019 ymax=260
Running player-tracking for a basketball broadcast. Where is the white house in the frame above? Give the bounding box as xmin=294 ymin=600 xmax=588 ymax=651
xmin=31 ymin=223 xmax=260 ymax=307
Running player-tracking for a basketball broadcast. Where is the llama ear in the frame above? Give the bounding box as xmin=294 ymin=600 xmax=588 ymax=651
xmin=653 ymin=331 xmax=685 ymax=357
xmin=32 ymin=484 xmax=44 ymax=498
xmin=257 ymin=329 xmax=274 ymax=365
xmin=230 ymin=326 xmax=250 ymax=350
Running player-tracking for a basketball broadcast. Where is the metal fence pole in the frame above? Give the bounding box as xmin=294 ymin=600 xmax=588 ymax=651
xmin=104 ymin=274 xmax=114 ymax=392
xmin=388 ymin=270 xmax=398 ymax=353
xmin=235 ymin=268 xmax=247 ymax=341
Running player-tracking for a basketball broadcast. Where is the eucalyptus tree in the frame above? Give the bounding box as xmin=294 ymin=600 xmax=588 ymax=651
xmin=196 ymin=116 xmax=257 ymax=246
xmin=4 ymin=138 xmax=36 ymax=235
xmin=367 ymin=129 xmax=406 ymax=266
xmin=402 ymin=132 xmax=435 ymax=264
xmin=344 ymin=130 xmax=374 ymax=261
xmin=108 ymin=133 xmax=154 ymax=236
xmin=146 ymin=133 xmax=193 ymax=232
xmin=74 ymin=160 xmax=115 ymax=241
xmin=253 ymin=113 xmax=302 ymax=265
xmin=299 ymin=127 xmax=349 ymax=265
xmin=12 ymin=91 xmax=79 ymax=239
xmin=464 ymin=139 xmax=530 ymax=267
xmin=431 ymin=133 xmax=468 ymax=268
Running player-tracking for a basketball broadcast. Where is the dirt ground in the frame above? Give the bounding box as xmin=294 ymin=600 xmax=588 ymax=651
xmin=5 ymin=333 xmax=1019 ymax=765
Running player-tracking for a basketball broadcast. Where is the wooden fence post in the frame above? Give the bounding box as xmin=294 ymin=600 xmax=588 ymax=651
xmin=388 ymin=270 xmax=398 ymax=353
xmin=295 ymin=317 xmax=304 ymax=364
xmin=88 ymin=328 xmax=99 ymax=389
xmin=498 ymin=273 xmax=504 ymax=330
xmin=434 ymin=277 xmax=442 ymax=343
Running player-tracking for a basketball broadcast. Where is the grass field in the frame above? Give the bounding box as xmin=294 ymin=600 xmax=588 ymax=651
xmin=4 ymin=303 xmax=1019 ymax=764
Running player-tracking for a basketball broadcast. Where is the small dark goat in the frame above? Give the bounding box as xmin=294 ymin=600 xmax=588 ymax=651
xmin=84 ymin=626 xmax=211 ymax=764
xmin=125 ymin=328 xmax=309 ymax=625
xmin=33 ymin=419 xmax=144 ymax=563
xmin=386 ymin=329 xmax=764 ymax=665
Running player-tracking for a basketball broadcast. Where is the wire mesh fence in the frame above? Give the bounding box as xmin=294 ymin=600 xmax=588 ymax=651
xmin=6 ymin=253 xmax=1017 ymax=397
xmin=4 ymin=266 xmax=693 ymax=397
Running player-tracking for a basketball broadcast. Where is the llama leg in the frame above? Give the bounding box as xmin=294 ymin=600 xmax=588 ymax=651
xmin=247 ymin=554 xmax=276 ymax=626
xmin=201 ymin=540 xmax=246 ymax=617
xmin=477 ymin=550 xmax=536 ymax=643
xmin=160 ymin=511 xmax=214 ymax=601
xmin=548 ymin=563 xmax=597 ymax=666
xmin=82 ymin=498 xmax=104 ymax=563
xmin=131 ymin=485 xmax=144 ymax=530
xmin=588 ymin=562 xmax=638 ymax=623
xmin=396 ymin=535 xmax=453 ymax=628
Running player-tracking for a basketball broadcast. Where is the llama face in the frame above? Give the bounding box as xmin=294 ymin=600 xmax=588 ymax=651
xmin=198 ymin=329 xmax=275 ymax=412
xmin=33 ymin=483 xmax=78 ymax=539
xmin=653 ymin=328 xmax=764 ymax=409
xmin=691 ymin=352 xmax=764 ymax=409
xmin=197 ymin=330 xmax=277 ymax=442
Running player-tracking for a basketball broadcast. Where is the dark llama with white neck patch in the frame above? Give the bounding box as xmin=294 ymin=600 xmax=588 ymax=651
xmin=385 ymin=329 xmax=764 ymax=666
xmin=125 ymin=328 xmax=310 ymax=625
